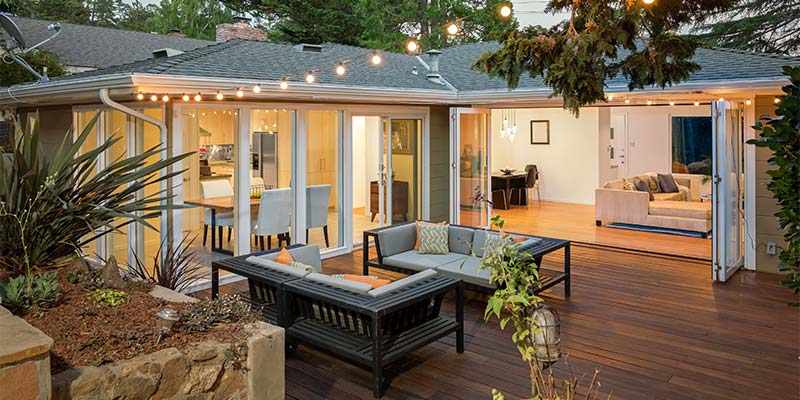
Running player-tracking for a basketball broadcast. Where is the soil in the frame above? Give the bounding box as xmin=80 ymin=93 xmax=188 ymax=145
xmin=20 ymin=266 xmax=251 ymax=374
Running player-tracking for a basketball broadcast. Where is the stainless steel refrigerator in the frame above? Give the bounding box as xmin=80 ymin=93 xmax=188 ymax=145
xmin=251 ymin=132 xmax=278 ymax=188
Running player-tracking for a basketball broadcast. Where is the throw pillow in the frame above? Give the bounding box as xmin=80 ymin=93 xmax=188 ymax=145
xmin=332 ymin=274 xmax=391 ymax=288
xmin=633 ymin=178 xmax=655 ymax=201
xmin=622 ymin=179 xmax=636 ymax=191
xmin=482 ymin=233 xmax=511 ymax=261
xmin=658 ymin=173 xmax=680 ymax=193
xmin=274 ymin=248 xmax=294 ymax=265
xmin=645 ymin=173 xmax=660 ymax=192
xmin=418 ymin=223 xmax=449 ymax=254
xmin=288 ymin=261 xmax=315 ymax=273
xmin=414 ymin=221 xmax=446 ymax=250
xmin=499 ymin=230 xmax=527 ymax=243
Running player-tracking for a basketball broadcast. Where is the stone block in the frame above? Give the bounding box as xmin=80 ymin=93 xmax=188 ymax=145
xmin=245 ymin=322 xmax=284 ymax=400
xmin=0 ymin=360 xmax=41 ymax=400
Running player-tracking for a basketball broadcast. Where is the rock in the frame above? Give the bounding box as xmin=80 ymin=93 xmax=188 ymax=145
xmin=211 ymin=369 xmax=246 ymax=400
xmin=151 ymin=349 xmax=188 ymax=400
xmin=98 ymin=256 xmax=128 ymax=290
xmin=187 ymin=342 xmax=219 ymax=362
xmin=57 ymin=366 xmax=109 ymax=399
xmin=69 ymin=258 xmax=93 ymax=274
xmin=184 ymin=353 xmax=224 ymax=394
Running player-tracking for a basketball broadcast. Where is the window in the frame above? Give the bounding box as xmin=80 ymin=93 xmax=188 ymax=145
xmin=671 ymin=116 xmax=712 ymax=175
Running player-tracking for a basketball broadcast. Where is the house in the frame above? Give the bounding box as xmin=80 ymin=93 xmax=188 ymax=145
xmin=0 ymin=17 xmax=797 ymax=289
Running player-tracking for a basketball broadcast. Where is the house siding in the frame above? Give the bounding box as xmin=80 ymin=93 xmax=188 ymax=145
xmin=753 ymin=95 xmax=785 ymax=273
xmin=428 ymin=106 xmax=451 ymax=222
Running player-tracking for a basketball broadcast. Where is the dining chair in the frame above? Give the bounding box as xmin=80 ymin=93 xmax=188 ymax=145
xmin=511 ymin=165 xmax=541 ymax=208
xmin=306 ymin=184 xmax=332 ymax=247
xmin=251 ymin=187 xmax=292 ymax=250
xmin=200 ymin=180 xmax=235 ymax=247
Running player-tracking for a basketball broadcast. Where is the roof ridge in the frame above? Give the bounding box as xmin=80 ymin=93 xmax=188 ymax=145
xmin=707 ymin=46 xmax=800 ymax=61
xmin=13 ymin=15 xmax=212 ymax=44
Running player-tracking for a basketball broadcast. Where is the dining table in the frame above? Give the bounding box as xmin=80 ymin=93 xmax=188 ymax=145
xmin=184 ymin=196 xmax=262 ymax=255
xmin=491 ymin=171 xmax=528 ymax=210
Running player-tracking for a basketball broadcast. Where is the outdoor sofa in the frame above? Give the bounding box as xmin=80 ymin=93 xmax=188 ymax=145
xmin=362 ymin=221 xmax=571 ymax=296
xmin=211 ymin=245 xmax=464 ymax=399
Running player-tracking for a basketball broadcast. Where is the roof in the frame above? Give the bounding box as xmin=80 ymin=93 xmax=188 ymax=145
xmin=10 ymin=16 xmax=213 ymax=69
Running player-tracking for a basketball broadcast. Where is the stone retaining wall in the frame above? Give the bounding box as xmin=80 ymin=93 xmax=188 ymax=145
xmin=0 ymin=305 xmax=53 ymax=400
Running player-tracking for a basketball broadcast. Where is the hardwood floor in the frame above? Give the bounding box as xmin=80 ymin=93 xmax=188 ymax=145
xmin=470 ymin=201 xmax=712 ymax=260
xmin=211 ymin=246 xmax=798 ymax=400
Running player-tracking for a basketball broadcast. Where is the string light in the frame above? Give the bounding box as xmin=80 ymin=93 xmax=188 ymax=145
xmin=161 ymin=95 xmax=170 ymax=102
xmin=236 ymin=88 xmax=244 ymax=98
xmin=279 ymin=80 xmax=289 ymax=90
xmin=194 ymin=93 xmax=202 ymax=102
xmin=150 ymin=94 xmax=158 ymax=102
xmin=182 ymin=94 xmax=190 ymax=102
xmin=406 ymin=39 xmax=419 ymax=53
xmin=646 ymin=99 xmax=653 ymax=105
xmin=694 ymin=100 xmax=700 ymax=106
xmin=371 ymin=51 xmax=382 ymax=65
xmin=606 ymin=94 xmax=613 ymax=101
xmin=624 ymin=98 xmax=631 ymax=104
xmin=336 ymin=63 xmax=346 ymax=76
xmin=447 ymin=23 xmax=460 ymax=36
xmin=718 ymin=97 xmax=725 ymax=102
xmin=774 ymin=97 xmax=781 ymax=104
xmin=669 ymin=100 xmax=675 ymax=106
xmin=252 ymin=84 xmax=262 ymax=94
xmin=136 ymin=92 xmax=144 ymax=100
xmin=215 ymin=91 xmax=223 ymax=100
xmin=745 ymin=98 xmax=752 ymax=105
xmin=499 ymin=4 xmax=512 ymax=18
xmin=643 ymin=0 xmax=655 ymax=4
xmin=305 ymin=72 xmax=315 ymax=83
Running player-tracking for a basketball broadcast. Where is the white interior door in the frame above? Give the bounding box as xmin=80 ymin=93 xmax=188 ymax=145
xmin=449 ymin=108 xmax=491 ymax=227
xmin=712 ymin=101 xmax=744 ymax=282
xmin=611 ymin=113 xmax=629 ymax=178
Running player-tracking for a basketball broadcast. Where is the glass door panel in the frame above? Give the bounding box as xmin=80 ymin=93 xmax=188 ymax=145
xmin=105 ymin=110 xmax=130 ymax=265
xmin=389 ymin=119 xmax=421 ymax=223
xmin=75 ymin=110 xmax=100 ymax=257
xmin=452 ymin=108 xmax=491 ymax=227
xmin=134 ymin=108 xmax=165 ymax=266
xmin=712 ymin=101 xmax=744 ymax=282
xmin=306 ymin=110 xmax=343 ymax=250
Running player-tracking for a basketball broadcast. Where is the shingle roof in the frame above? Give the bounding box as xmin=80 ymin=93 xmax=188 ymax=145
xmin=10 ymin=16 xmax=213 ymax=69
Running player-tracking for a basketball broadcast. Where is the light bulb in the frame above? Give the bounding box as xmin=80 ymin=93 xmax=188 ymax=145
xmin=669 ymin=100 xmax=675 ymax=106
xmin=194 ymin=93 xmax=202 ymax=102
xmin=336 ymin=63 xmax=346 ymax=76
xmin=499 ymin=5 xmax=512 ymax=18
xmin=406 ymin=40 xmax=418 ymax=53
xmin=718 ymin=97 xmax=725 ymax=102
xmin=646 ymin=99 xmax=653 ymax=105
xmin=136 ymin=92 xmax=144 ymax=100
xmin=279 ymin=80 xmax=289 ymax=90
xmin=150 ymin=94 xmax=158 ymax=102
xmin=215 ymin=92 xmax=223 ymax=100
xmin=252 ymin=84 xmax=261 ymax=94
xmin=447 ymin=23 xmax=459 ymax=36
xmin=371 ymin=52 xmax=382 ymax=65
xmin=694 ymin=100 xmax=700 ymax=106
xmin=236 ymin=89 xmax=244 ymax=98
xmin=607 ymin=94 xmax=613 ymax=101
xmin=182 ymin=94 xmax=190 ymax=102
xmin=305 ymin=72 xmax=315 ymax=83
xmin=162 ymin=95 xmax=170 ymax=102
xmin=643 ymin=0 xmax=655 ymax=4
xmin=774 ymin=97 xmax=781 ymax=104
xmin=745 ymin=98 xmax=752 ymax=105
xmin=624 ymin=98 xmax=631 ymax=104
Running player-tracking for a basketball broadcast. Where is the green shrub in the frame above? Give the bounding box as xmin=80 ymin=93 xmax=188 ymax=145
xmin=89 ymin=289 xmax=129 ymax=307
xmin=0 ymin=271 xmax=61 ymax=312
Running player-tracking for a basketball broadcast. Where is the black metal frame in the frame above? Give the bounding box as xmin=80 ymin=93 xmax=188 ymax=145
xmin=362 ymin=221 xmax=571 ymax=297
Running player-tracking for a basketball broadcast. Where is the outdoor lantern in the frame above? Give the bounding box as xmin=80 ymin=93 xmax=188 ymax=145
xmin=156 ymin=308 xmax=179 ymax=344
xmin=530 ymin=303 xmax=561 ymax=366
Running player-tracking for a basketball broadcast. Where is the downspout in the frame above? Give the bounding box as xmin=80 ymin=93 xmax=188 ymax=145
xmin=98 ymin=88 xmax=174 ymax=260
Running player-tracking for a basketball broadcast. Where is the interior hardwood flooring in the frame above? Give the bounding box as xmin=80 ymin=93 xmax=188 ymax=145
xmin=465 ymin=201 xmax=712 ymax=260
xmin=209 ymin=246 xmax=797 ymax=400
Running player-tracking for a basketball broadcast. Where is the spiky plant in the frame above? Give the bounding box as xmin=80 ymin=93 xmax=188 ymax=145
xmin=128 ymin=234 xmax=206 ymax=293
xmin=0 ymin=113 xmax=191 ymax=275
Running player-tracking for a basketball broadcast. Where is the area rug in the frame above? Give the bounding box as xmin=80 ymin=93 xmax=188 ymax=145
xmin=606 ymin=223 xmax=709 ymax=238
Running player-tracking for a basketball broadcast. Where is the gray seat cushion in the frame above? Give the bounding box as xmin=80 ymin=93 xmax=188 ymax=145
xmin=448 ymin=225 xmax=475 ymax=255
xmin=383 ymin=250 xmax=467 ymax=272
xmin=368 ymin=270 xmax=438 ymax=297
xmin=436 ymin=256 xmax=495 ymax=289
xmin=248 ymin=245 xmax=323 ymax=272
xmin=305 ymin=273 xmax=373 ymax=295
xmin=377 ymin=223 xmax=417 ymax=257
xmin=245 ymin=256 xmax=312 ymax=278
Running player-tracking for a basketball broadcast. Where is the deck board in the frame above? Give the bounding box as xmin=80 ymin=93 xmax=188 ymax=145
xmin=210 ymin=245 xmax=798 ymax=399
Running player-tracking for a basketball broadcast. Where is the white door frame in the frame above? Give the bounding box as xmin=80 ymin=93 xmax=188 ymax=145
xmin=449 ymin=107 xmax=492 ymax=227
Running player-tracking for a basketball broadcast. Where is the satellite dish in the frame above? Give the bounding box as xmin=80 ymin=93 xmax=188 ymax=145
xmin=0 ymin=13 xmax=62 ymax=83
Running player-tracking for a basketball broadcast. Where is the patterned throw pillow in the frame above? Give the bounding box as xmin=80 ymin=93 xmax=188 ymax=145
xmin=622 ymin=179 xmax=636 ymax=191
xmin=645 ymin=173 xmax=660 ymax=192
xmin=482 ymin=233 xmax=510 ymax=261
xmin=331 ymin=274 xmax=391 ymax=288
xmin=288 ymin=261 xmax=314 ymax=273
xmin=418 ymin=223 xmax=449 ymax=254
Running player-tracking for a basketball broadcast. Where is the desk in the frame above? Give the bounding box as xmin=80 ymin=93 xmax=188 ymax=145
xmin=491 ymin=172 xmax=527 ymax=209
xmin=185 ymin=196 xmax=261 ymax=255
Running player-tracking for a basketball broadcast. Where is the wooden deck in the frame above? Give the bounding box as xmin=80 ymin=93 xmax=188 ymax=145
xmin=212 ymin=245 xmax=797 ymax=400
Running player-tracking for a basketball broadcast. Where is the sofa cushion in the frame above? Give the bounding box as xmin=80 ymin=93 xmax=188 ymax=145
xmin=246 ymin=245 xmax=323 ymax=274
xmin=305 ymin=273 xmax=373 ymax=295
xmin=658 ymin=173 xmax=680 ymax=193
xmin=448 ymin=225 xmax=475 ymax=255
xmin=383 ymin=250 xmax=466 ymax=272
xmin=649 ymin=201 xmax=711 ymax=220
xmin=377 ymin=223 xmax=416 ymax=257
xmin=471 ymin=229 xmax=489 ymax=257
xmin=633 ymin=178 xmax=655 ymax=201
xmin=482 ymin=233 xmax=510 ymax=261
xmin=603 ymin=179 xmax=625 ymax=190
xmin=436 ymin=257 xmax=494 ymax=289
xmin=644 ymin=173 xmax=661 ymax=192
xmin=414 ymin=221 xmax=446 ymax=250
xmin=418 ymin=223 xmax=449 ymax=254
xmin=367 ymin=270 xmax=438 ymax=297
xmin=652 ymin=191 xmax=686 ymax=202
xmin=245 ymin=256 xmax=313 ymax=278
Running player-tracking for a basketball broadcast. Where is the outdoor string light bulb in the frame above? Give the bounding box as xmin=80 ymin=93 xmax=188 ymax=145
xmin=305 ymin=72 xmax=316 ymax=83
xmin=718 ymin=97 xmax=725 ymax=102
xmin=606 ymin=94 xmax=613 ymax=101
xmin=406 ymin=39 xmax=419 ymax=53
xmin=182 ymin=94 xmax=190 ymax=102
xmin=624 ymin=98 xmax=631 ymax=104
xmin=150 ymin=94 xmax=158 ymax=102
xmin=499 ymin=4 xmax=512 ymax=18
xmin=236 ymin=89 xmax=244 ymax=98
xmin=447 ymin=23 xmax=460 ymax=36
xmin=194 ymin=93 xmax=202 ymax=102
xmin=215 ymin=91 xmax=223 ymax=100
xmin=279 ymin=80 xmax=289 ymax=90
xmin=646 ymin=99 xmax=653 ymax=105
xmin=252 ymin=84 xmax=262 ymax=94
xmin=162 ymin=95 xmax=169 ymax=102
xmin=694 ymin=100 xmax=700 ymax=106
xmin=774 ymin=97 xmax=781 ymax=103
xmin=643 ymin=0 xmax=655 ymax=4
xmin=136 ymin=92 xmax=144 ymax=100
xmin=371 ymin=52 xmax=382 ymax=65
xmin=669 ymin=100 xmax=675 ymax=106
xmin=745 ymin=98 xmax=752 ymax=105
xmin=336 ymin=63 xmax=346 ymax=76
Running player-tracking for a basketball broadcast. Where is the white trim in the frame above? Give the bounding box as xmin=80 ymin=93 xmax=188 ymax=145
xmin=235 ymin=107 xmax=251 ymax=256
xmin=743 ymin=101 xmax=756 ymax=271
xmin=294 ymin=109 xmax=307 ymax=244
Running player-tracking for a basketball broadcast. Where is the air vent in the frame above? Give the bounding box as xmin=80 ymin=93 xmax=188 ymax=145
xmin=294 ymin=44 xmax=323 ymax=53
xmin=152 ymin=48 xmax=184 ymax=58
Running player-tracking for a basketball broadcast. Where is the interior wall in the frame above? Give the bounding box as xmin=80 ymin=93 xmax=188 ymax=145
xmin=351 ymin=116 xmax=380 ymax=212
xmin=612 ymin=105 xmax=711 ymax=176
xmin=490 ymin=107 xmax=601 ymax=204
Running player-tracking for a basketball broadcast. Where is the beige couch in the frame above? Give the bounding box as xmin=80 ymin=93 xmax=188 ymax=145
xmin=595 ymin=173 xmax=711 ymax=237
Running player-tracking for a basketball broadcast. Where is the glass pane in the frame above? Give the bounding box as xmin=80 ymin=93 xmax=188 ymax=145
xmin=458 ymin=113 xmax=489 ymax=227
xmin=75 ymin=110 xmax=99 ymax=257
xmin=249 ymin=109 xmax=294 ymax=252
xmin=724 ymin=109 xmax=742 ymax=266
xmin=136 ymin=108 xmax=165 ymax=265
xmin=671 ymin=116 xmax=712 ymax=174
xmin=106 ymin=110 xmax=129 ymax=265
xmin=390 ymin=119 xmax=421 ymax=222
xmin=306 ymin=110 xmax=342 ymax=250
xmin=351 ymin=116 xmax=383 ymax=244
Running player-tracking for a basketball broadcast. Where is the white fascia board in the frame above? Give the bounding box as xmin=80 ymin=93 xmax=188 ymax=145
xmin=0 ymin=74 xmax=135 ymax=105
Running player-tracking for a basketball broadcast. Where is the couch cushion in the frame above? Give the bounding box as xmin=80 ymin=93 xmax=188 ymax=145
xmin=286 ymin=245 xmax=323 ymax=272
xmin=368 ymin=270 xmax=438 ymax=297
xmin=603 ymin=179 xmax=625 ymax=190
xmin=305 ymin=273 xmax=373 ymax=295
xmin=633 ymin=178 xmax=655 ymax=201
xmin=436 ymin=257 xmax=494 ymax=289
xmin=652 ymin=191 xmax=686 ymax=202
xmin=658 ymin=173 xmax=680 ymax=193
xmin=418 ymin=223 xmax=449 ymax=254
xmin=245 ymin=256 xmax=313 ymax=278
xmin=448 ymin=225 xmax=475 ymax=255
xmin=383 ymin=250 xmax=467 ymax=272
xmin=649 ymin=201 xmax=711 ymax=220
xmin=377 ymin=223 xmax=417 ymax=257
xmin=471 ymin=229 xmax=489 ymax=257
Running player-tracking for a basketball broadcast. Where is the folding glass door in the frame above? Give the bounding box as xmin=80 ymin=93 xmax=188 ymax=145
xmin=450 ymin=108 xmax=491 ymax=228
xmin=711 ymin=101 xmax=744 ymax=281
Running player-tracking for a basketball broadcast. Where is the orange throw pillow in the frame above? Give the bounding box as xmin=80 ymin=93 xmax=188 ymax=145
xmin=274 ymin=247 xmax=294 ymax=265
xmin=415 ymin=221 xmax=447 ymax=251
xmin=499 ymin=230 xmax=527 ymax=243
xmin=343 ymin=274 xmax=391 ymax=288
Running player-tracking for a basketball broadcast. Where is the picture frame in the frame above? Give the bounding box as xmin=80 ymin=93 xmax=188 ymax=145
xmin=530 ymin=120 xmax=550 ymax=145
xmin=391 ymin=120 xmax=414 ymax=155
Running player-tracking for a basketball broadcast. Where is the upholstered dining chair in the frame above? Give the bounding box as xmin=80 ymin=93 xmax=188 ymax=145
xmin=252 ymin=187 xmax=292 ymax=250
xmin=306 ymin=184 xmax=332 ymax=247
xmin=511 ymin=164 xmax=541 ymax=208
xmin=200 ymin=180 xmax=235 ymax=247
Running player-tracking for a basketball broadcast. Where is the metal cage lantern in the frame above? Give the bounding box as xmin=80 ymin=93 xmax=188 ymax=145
xmin=530 ymin=303 xmax=561 ymax=366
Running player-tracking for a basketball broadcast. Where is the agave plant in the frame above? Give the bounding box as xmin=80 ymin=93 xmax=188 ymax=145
xmin=0 ymin=113 xmax=192 ymax=275
xmin=128 ymin=234 xmax=206 ymax=293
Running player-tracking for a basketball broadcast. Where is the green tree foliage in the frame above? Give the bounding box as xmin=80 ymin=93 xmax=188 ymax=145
xmin=0 ymin=49 xmax=66 ymax=86
xmin=698 ymin=0 xmax=800 ymax=55
xmin=141 ymin=0 xmax=235 ymax=41
xmin=748 ymin=66 xmax=800 ymax=306
xmin=474 ymin=0 xmax=734 ymax=115
xmin=223 ymin=0 xmax=518 ymax=51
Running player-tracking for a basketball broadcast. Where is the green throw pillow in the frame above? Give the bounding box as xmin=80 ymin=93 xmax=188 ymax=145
xmin=482 ymin=233 xmax=510 ymax=261
xmin=418 ymin=224 xmax=449 ymax=254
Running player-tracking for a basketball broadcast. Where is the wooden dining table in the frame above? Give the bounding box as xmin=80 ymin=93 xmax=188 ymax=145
xmin=184 ymin=196 xmax=262 ymax=255
xmin=491 ymin=171 xmax=527 ymax=209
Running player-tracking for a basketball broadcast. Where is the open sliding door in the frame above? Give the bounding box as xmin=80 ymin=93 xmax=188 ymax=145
xmin=712 ymin=101 xmax=744 ymax=282
xmin=450 ymin=108 xmax=491 ymax=227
